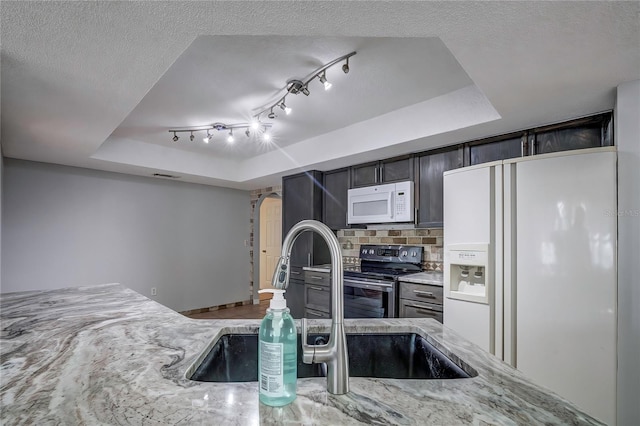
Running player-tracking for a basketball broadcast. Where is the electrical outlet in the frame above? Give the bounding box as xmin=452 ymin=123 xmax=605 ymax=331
xmin=151 ymin=287 xmax=157 ymax=296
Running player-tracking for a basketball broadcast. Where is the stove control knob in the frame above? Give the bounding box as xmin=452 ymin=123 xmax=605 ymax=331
xmin=401 ymin=250 xmax=408 ymax=257
xmin=369 ymin=249 xmax=375 ymax=255
xmin=411 ymin=251 xmax=417 ymax=257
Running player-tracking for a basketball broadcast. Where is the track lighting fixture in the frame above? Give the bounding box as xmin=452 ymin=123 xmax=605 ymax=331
xmin=253 ymin=51 xmax=355 ymax=121
xmin=168 ymin=122 xmax=272 ymax=145
xmin=168 ymin=51 xmax=355 ymax=146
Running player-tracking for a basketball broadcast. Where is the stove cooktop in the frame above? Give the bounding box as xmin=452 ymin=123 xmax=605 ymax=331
xmin=344 ymin=243 xmax=424 ymax=280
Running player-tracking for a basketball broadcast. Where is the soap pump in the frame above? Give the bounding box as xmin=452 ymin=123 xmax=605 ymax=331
xmin=257 ymin=289 xmax=297 ymax=406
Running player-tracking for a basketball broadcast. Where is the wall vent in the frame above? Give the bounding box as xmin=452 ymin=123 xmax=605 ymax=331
xmin=152 ymin=173 xmax=181 ymax=179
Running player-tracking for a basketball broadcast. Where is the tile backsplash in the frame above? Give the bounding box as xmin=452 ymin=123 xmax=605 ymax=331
xmin=337 ymin=228 xmax=444 ymax=271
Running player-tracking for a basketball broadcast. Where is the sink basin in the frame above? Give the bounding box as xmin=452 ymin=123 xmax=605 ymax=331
xmin=188 ymin=333 xmax=476 ymax=382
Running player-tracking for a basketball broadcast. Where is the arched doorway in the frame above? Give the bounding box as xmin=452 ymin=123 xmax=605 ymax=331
xmin=253 ymin=193 xmax=282 ymax=302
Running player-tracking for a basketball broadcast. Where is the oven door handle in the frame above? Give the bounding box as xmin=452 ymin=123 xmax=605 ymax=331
xmin=344 ymin=279 xmax=393 ymax=292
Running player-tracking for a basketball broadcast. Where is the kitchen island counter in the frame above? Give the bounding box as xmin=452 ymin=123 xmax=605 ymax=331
xmin=0 ymin=284 xmax=600 ymax=425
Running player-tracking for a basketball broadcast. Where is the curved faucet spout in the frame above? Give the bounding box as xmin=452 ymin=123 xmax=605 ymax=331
xmin=272 ymin=219 xmax=349 ymax=395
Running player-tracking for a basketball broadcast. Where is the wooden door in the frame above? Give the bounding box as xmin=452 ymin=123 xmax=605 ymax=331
xmin=260 ymin=197 xmax=282 ymax=298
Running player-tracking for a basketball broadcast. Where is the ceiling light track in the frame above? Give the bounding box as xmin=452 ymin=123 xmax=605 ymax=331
xmin=168 ymin=122 xmax=273 ymax=144
xmin=168 ymin=51 xmax=355 ymax=144
xmin=253 ymin=51 xmax=356 ymax=120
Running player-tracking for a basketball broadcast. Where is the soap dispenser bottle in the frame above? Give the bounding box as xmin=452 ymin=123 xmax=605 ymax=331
xmin=257 ymin=289 xmax=297 ymax=406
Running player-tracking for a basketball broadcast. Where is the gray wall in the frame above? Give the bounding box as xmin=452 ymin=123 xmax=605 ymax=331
xmin=1 ymin=159 xmax=250 ymax=313
xmin=615 ymin=79 xmax=640 ymax=425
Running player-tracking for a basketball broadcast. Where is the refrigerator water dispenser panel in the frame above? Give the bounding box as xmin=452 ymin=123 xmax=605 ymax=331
xmin=445 ymin=244 xmax=490 ymax=304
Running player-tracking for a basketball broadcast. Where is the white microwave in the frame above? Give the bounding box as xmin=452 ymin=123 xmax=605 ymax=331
xmin=347 ymin=181 xmax=414 ymax=224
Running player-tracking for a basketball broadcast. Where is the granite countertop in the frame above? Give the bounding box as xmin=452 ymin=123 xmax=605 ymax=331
xmin=397 ymin=271 xmax=444 ymax=286
xmin=302 ymin=264 xmax=331 ymax=273
xmin=0 ymin=283 xmax=600 ymax=425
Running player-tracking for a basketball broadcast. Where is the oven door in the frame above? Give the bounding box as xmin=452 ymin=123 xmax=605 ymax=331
xmin=343 ymin=276 xmax=396 ymax=318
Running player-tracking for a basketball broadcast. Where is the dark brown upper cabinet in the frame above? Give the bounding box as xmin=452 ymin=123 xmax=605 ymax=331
xmin=350 ymin=155 xmax=414 ymax=188
xmin=532 ymin=113 xmax=612 ymax=155
xmin=416 ymin=146 xmax=464 ymax=227
xmin=322 ymin=167 xmax=350 ymax=231
xmin=282 ymin=170 xmax=330 ymax=268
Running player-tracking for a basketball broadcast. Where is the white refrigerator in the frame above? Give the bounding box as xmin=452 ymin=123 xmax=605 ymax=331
xmin=443 ymin=147 xmax=617 ymax=425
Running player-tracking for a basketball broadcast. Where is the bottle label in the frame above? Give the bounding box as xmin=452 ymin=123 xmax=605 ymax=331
xmin=260 ymin=341 xmax=284 ymax=397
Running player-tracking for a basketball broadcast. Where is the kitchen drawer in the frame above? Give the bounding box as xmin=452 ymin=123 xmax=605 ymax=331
xmin=289 ymin=265 xmax=305 ymax=280
xmin=304 ymin=270 xmax=330 ymax=286
xmin=305 ymin=283 xmax=330 ymax=313
xmin=305 ymin=308 xmax=330 ymax=319
xmin=399 ymin=299 xmax=443 ymax=323
xmin=399 ymin=282 xmax=443 ymax=305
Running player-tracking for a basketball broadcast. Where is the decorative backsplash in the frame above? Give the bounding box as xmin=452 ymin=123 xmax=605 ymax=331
xmin=337 ymin=228 xmax=444 ymax=271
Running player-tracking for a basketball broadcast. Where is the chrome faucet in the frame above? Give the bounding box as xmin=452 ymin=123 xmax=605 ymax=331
xmin=272 ymin=219 xmax=349 ymax=394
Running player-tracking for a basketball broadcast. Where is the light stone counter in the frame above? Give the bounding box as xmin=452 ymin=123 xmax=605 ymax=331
xmin=398 ymin=271 xmax=444 ymax=286
xmin=0 ymin=283 xmax=601 ymax=425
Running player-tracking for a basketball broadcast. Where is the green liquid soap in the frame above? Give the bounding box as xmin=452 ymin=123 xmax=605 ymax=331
xmin=258 ymin=290 xmax=297 ymax=406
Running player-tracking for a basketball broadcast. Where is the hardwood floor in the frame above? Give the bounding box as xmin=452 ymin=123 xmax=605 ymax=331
xmin=185 ymin=300 xmax=270 ymax=319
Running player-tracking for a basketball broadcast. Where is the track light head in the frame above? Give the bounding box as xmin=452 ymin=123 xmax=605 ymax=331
xmin=172 ymin=132 xmax=179 ymax=142
xmin=342 ymin=59 xmax=349 ymax=74
xmin=250 ymin=121 xmax=260 ymax=130
xmin=268 ymin=108 xmax=276 ymax=119
xmin=279 ymin=101 xmax=292 ymax=115
xmin=263 ymin=132 xmax=271 ymax=142
xmin=227 ymin=129 xmax=234 ymax=143
xmin=203 ymin=131 xmax=212 ymax=143
xmin=190 ymin=132 xmax=195 ymax=142
xmin=245 ymin=129 xmax=251 ymax=138
xmin=319 ymin=72 xmax=332 ymax=90
xmin=301 ymin=86 xmax=310 ymax=96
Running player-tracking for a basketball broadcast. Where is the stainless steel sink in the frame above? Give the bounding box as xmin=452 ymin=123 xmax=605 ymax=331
xmin=188 ymin=333 xmax=476 ymax=382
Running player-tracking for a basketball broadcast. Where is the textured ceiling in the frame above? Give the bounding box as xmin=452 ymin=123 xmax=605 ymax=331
xmin=1 ymin=1 xmax=638 ymax=189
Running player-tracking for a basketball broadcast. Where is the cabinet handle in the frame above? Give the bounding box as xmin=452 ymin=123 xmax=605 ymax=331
xmin=311 ymin=276 xmax=324 ymax=280
xmin=379 ymin=165 xmax=384 ymax=182
xmin=413 ymin=290 xmax=435 ymax=298
xmin=308 ymin=310 xmax=323 ymax=316
xmin=291 ymin=271 xmax=301 ymax=276
xmin=308 ymin=253 xmax=311 ymax=267
xmin=416 ymin=308 xmax=436 ymax=316
xmin=309 ymin=286 xmax=324 ymax=291
xmin=375 ymin=167 xmax=379 ymax=183
xmin=404 ymin=301 xmax=440 ymax=310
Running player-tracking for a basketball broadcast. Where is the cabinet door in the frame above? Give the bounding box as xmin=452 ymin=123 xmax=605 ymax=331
xmin=323 ymin=168 xmax=349 ymax=230
xmin=470 ymin=136 xmax=523 ymax=165
xmin=286 ymin=279 xmax=305 ymax=318
xmin=282 ymin=171 xmax=329 ymax=268
xmin=283 ymin=173 xmax=313 ymax=266
xmin=350 ymin=162 xmax=379 ymax=188
xmin=381 ymin=155 xmax=413 ymax=183
xmin=417 ymin=147 xmax=463 ymax=227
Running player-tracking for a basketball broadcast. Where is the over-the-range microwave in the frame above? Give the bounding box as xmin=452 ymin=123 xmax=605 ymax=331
xmin=347 ymin=181 xmax=414 ymax=224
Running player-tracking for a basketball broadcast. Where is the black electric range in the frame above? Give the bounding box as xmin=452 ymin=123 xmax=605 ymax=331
xmin=342 ymin=244 xmax=423 ymax=318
